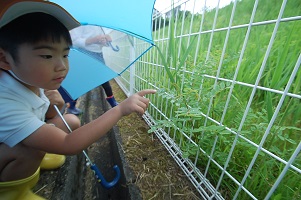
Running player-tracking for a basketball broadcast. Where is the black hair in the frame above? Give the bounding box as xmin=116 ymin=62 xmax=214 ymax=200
xmin=0 ymin=12 xmax=72 ymax=61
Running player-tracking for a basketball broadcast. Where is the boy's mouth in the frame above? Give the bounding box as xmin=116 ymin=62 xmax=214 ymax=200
xmin=53 ymin=76 xmax=65 ymax=83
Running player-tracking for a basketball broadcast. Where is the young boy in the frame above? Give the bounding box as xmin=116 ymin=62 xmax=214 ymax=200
xmin=0 ymin=0 xmax=156 ymax=199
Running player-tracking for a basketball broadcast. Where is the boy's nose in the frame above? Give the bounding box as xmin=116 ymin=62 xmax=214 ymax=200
xmin=56 ymin=59 xmax=68 ymax=71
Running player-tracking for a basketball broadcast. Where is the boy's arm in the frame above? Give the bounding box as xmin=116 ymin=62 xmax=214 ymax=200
xmin=44 ymin=90 xmax=65 ymax=119
xmin=22 ymin=89 xmax=156 ymax=155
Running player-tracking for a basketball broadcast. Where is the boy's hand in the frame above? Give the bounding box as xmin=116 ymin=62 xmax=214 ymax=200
xmin=86 ymin=34 xmax=112 ymax=46
xmin=44 ymin=89 xmax=64 ymax=108
xmin=118 ymin=89 xmax=156 ymax=116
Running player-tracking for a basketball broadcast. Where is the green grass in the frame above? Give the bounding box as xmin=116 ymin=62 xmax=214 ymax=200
xmin=141 ymin=0 xmax=301 ymax=199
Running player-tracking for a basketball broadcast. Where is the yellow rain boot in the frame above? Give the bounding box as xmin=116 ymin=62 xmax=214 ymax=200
xmin=0 ymin=168 xmax=45 ymax=200
xmin=40 ymin=153 xmax=66 ymax=170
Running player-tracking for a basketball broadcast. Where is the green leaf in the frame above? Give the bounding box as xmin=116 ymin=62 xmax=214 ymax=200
xmin=266 ymin=92 xmax=273 ymax=122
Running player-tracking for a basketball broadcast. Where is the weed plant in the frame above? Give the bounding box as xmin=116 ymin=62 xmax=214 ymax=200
xmin=143 ymin=0 xmax=301 ymax=199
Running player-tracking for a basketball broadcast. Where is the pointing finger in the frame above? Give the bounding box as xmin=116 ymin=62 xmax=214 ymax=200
xmin=137 ymin=89 xmax=157 ymax=97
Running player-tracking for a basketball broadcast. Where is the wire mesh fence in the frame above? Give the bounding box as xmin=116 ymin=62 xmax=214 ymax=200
xmin=105 ymin=0 xmax=301 ymax=199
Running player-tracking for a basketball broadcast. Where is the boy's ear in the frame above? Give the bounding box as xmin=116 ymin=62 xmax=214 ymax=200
xmin=0 ymin=48 xmax=12 ymax=70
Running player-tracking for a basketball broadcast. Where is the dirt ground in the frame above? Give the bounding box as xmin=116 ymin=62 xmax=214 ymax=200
xmin=111 ymin=80 xmax=200 ymax=200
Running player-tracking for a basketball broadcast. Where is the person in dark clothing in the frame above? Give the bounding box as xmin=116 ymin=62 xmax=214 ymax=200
xmin=59 ymin=78 xmax=117 ymax=115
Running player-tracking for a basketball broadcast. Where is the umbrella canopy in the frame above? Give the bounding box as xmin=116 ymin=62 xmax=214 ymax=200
xmin=50 ymin=0 xmax=156 ymax=100
xmin=51 ymin=0 xmax=155 ymax=44
xmin=63 ymin=47 xmax=118 ymax=100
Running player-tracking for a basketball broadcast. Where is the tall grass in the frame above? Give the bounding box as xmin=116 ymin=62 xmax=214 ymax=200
xmin=145 ymin=0 xmax=301 ymax=199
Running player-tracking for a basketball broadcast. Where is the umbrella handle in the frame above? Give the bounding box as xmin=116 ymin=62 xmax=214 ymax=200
xmin=108 ymin=41 xmax=120 ymax=52
xmin=90 ymin=164 xmax=121 ymax=189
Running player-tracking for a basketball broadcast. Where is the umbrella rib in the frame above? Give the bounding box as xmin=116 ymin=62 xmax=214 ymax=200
xmin=119 ymin=44 xmax=155 ymax=75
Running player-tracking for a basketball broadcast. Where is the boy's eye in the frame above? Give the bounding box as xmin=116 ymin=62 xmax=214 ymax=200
xmin=40 ymin=55 xmax=52 ymax=59
xmin=64 ymin=54 xmax=69 ymax=58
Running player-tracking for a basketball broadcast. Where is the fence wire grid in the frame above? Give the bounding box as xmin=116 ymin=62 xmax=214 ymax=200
xmin=105 ymin=0 xmax=301 ymax=199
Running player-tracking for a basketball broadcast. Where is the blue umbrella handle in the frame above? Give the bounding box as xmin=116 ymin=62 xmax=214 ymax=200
xmin=90 ymin=164 xmax=121 ymax=189
xmin=108 ymin=41 xmax=120 ymax=52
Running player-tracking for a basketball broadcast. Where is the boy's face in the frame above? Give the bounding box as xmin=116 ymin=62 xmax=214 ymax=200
xmin=5 ymin=37 xmax=70 ymax=90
